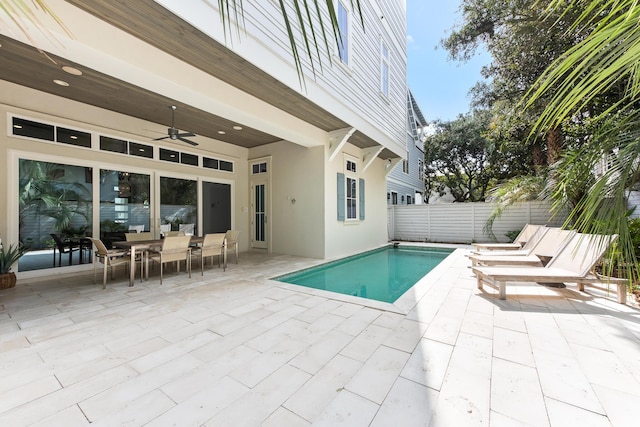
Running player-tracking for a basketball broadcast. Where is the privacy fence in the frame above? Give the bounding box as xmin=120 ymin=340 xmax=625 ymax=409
xmin=388 ymin=201 xmax=567 ymax=244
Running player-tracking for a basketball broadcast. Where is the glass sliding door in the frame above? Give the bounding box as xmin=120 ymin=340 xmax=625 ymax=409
xmin=99 ymin=170 xmax=151 ymax=248
xmin=159 ymin=176 xmax=197 ymax=235
xmin=18 ymin=159 xmax=93 ymax=271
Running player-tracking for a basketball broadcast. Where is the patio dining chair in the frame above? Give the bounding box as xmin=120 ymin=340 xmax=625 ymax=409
xmin=90 ymin=237 xmax=131 ymax=289
xmin=124 ymin=232 xmax=153 ymax=241
xmin=50 ymin=233 xmax=80 ymax=267
xmin=191 ymin=233 xmax=226 ymax=275
xmin=148 ymin=235 xmax=192 ymax=284
xmin=225 ymin=230 xmax=240 ymax=264
xmin=128 ymin=224 xmax=145 ymax=233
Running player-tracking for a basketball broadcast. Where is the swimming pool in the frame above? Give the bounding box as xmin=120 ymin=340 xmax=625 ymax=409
xmin=274 ymin=245 xmax=453 ymax=303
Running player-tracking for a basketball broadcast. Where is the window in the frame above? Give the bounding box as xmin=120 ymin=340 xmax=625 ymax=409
xmin=380 ymin=39 xmax=389 ymax=97
xmin=57 ymin=127 xmax=91 ymax=148
xmin=181 ymin=152 xmax=198 ymax=166
xmin=402 ymin=159 xmax=409 ymax=174
xmin=252 ymin=162 xmax=268 ymax=174
xmin=129 ymin=142 xmax=153 ymax=158
xmin=219 ymin=160 xmax=233 ymax=172
xmin=346 ymin=159 xmax=356 ymax=173
xmin=418 ymin=159 xmax=424 ymax=180
xmin=391 ymin=192 xmax=398 ymax=205
xmin=203 ymin=157 xmax=219 ymax=170
xmin=346 ymin=177 xmax=357 ymax=219
xmin=159 ymin=148 xmax=180 ymax=163
xmin=100 ymin=136 xmax=128 ymax=154
xmin=12 ymin=117 xmax=54 ymax=141
xmin=337 ymin=1 xmax=349 ymax=64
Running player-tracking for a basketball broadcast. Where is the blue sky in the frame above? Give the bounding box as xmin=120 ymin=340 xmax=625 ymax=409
xmin=406 ymin=0 xmax=491 ymax=123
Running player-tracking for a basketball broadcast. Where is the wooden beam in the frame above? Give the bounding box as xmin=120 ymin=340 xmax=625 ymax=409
xmin=327 ymin=127 xmax=356 ymax=161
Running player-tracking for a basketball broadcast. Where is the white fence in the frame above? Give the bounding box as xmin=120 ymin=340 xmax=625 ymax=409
xmin=388 ymin=201 xmax=567 ymax=244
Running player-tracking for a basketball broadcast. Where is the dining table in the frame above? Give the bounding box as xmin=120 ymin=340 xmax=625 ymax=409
xmin=113 ymin=236 xmax=205 ymax=287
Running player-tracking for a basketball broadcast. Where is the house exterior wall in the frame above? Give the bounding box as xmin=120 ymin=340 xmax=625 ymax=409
xmin=0 ymin=0 xmax=407 ymax=276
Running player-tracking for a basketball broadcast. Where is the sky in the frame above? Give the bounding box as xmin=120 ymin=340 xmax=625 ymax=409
xmin=406 ymin=0 xmax=492 ymax=123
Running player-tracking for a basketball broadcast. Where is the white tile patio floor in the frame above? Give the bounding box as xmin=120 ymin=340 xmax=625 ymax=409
xmin=1 ymin=246 xmax=639 ymax=426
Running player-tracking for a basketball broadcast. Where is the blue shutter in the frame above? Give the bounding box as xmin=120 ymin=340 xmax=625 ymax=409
xmin=359 ymin=178 xmax=365 ymax=220
xmin=337 ymin=173 xmax=345 ymax=221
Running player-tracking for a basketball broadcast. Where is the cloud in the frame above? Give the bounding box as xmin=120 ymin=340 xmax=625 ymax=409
xmin=406 ymin=34 xmax=415 ymax=44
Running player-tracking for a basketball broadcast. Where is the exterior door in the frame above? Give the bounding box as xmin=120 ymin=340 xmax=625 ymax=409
xmin=251 ymin=181 xmax=268 ymax=249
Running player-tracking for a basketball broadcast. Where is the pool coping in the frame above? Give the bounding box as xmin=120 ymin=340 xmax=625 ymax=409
xmin=269 ymin=242 xmax=469 ymax=315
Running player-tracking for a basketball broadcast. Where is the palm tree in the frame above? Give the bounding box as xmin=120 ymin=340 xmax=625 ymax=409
xmin=524 ymin=0 xmax=640 ymax=279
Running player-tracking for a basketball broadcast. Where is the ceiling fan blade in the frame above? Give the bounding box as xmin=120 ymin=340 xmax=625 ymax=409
xmin=152 ymin=136 xmax=169 ymax=141
xmin=177 ymin=132 xmax=196 ymax=138
xmin=178 ymin=136 xmax=198 ymax=146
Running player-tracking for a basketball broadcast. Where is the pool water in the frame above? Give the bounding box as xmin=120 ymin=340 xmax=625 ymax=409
xmin=274 ymin=246 xmax=453 ymax=303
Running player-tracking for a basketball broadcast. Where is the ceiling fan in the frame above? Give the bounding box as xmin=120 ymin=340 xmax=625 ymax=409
xmin=153 ymin=105 xmax=198 ymax=146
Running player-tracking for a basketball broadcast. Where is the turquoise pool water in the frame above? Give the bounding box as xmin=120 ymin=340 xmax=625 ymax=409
xmin=274 ymin=246 xmax=453 ymax=303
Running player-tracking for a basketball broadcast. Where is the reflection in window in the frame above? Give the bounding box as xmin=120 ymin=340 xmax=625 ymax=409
xmin=160 ymin=177 xmax=197 ymax=235
xmin=18 ymin=159 xmax=93 ymax=271
xmin=99 ymin=170 xmax=150 ymax=248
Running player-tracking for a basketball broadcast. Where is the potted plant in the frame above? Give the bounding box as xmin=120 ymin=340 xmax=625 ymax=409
xmin=0 ymin=241 xmax=28 ymax=289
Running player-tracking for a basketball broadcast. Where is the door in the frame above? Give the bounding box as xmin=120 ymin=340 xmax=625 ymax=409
xmin=251 ymin=181 xmax=267 ymax=249
xmin=202 ymin=181 xmax=231 ymax=234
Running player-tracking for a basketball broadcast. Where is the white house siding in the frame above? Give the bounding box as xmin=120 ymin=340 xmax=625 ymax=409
xmin=158 ymin=0 xmax=407 ymax=156
xmin=389 ymin=201 xmax=567 ymax=243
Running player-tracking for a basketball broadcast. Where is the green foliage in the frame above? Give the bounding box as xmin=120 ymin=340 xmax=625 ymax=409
xmin=0 ymin=243 xmax=29 ymax=274
xmin=424 ymin=110 xmax=518 ymax=202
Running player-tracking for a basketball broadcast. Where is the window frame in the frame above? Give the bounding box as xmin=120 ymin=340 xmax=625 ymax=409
xmin=380 ymin=38 xmax=390 ymax=98
xmin=336 ymin=0 xmax=350 ymax=66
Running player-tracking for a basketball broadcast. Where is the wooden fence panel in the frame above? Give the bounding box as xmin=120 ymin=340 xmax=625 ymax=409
xmin=388 ymin=201 xmax=567 ymax=243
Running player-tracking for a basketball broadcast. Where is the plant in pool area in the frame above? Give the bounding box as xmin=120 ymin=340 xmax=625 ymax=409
xmin=0 ymin=242 xmax=29 ymax=274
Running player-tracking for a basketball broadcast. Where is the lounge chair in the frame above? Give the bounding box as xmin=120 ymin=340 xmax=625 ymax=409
xmin=472 ymin=224 xmax=545 ymax=251
xmin=472 ymin=233 xmax=628 ymax=303
xmin=468 ymin=228 xmax=575 ymax=267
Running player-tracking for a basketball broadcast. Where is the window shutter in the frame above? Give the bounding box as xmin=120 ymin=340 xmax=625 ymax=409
xmin=337 ymin=173 xmax=345 ymax=221
xmin=359 ymin=178 xmax=365 ymax=220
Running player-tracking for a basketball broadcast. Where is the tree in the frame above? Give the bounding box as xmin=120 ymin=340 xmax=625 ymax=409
xmin=524 ymin=0 xmax=640 ymax=279
xmin=423 ymin=110 xmax=520 ymax=202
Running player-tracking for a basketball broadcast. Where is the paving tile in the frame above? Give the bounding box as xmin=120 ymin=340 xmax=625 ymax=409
xmin=533 ymin=349 xmax=603 ymax=414
xmin=90 ymin=390 xmax=176 ymax=427
xmin=370 ymin=377 xmax=438 ymax=427
xmin=544 ymin=397 xmax=611 ymax=427
xmin=0 ymin=376 xmax=61 ymax=415
xmin=430 ymin=332 xmax=491 ymax=426
xmin=491 ymin=357 xmax=549 ymax=427
xmin=592 ymin=383 xmax=639 ymax=427
xmin=289 ymin=330 xmax=353 ymax=374
xmin=570 ymin=343 xmax=640 ymax=397
xmin=493 ymin=327 xmax=535 ymax=367
xmin=146 ymin=377 xmax=249 ymax=427
xmin=230 ymin=338 xmax=308 ymax=388
xmin=383 ymin=317 xmax=428 ymax=353
xmin=284 ymin=354 xmax=362 ymax=421
xmin=310 ymin=389 xmax=380 ymax=426
xmin=400 ymin=338 xmax=453 ymax=391
xmin=262 ymin=407 xmax=311 ymax=427
xmin=203 ymin=364 xmax=311 ymax=426
xmin=345 ymin=345 xmax=411 ymax=404
xmin=340 ymin=324 xmax=393 ymax=362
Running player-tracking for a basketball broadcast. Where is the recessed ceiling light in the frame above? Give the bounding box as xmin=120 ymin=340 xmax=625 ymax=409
xmin=70 ymin=135 xmax=78 ymax=139
xmin=13 ymin=124 xmax=22 ymax=129
xmin=53 ymin=79 xmax=69 ymax=86
xmin=233 ymin=125 xmax=243 ymax=131
xmin=62 ymin=66 xmax=83 ymax=76
xmin=218 ymin=130 xmax=226 ymax=135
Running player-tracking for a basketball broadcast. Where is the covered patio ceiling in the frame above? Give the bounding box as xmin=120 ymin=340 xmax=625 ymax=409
xmin=0 ymin=0 xmax=396 ymax=159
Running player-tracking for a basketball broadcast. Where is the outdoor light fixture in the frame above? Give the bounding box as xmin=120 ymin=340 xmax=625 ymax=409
xmin=385 ymin=159 xmax=392 ymax=169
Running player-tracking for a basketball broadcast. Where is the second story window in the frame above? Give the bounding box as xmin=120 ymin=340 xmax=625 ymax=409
xmin=380 ymin=40 xmax=389 ymax=97
xmin=337 ymin=1 xmax=350 ymax=65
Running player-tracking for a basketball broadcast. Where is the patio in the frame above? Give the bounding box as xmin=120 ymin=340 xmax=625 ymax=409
xmin=0 ymin=246 xmax=639 ymax=426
